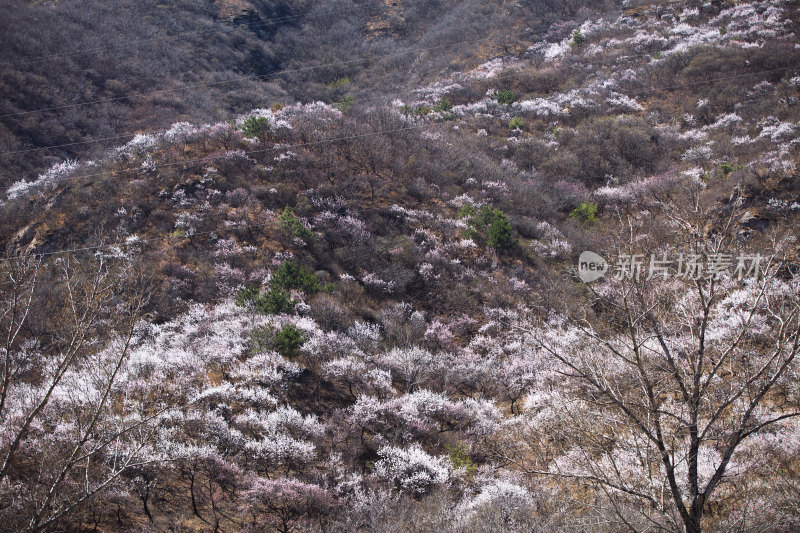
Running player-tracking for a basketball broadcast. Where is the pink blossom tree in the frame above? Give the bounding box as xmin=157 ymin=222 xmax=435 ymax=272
xmin=243 ymin=477 xmax=333 ymax=533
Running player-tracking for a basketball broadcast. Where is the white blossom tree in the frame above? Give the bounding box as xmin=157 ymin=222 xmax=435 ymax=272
xmin=501 ymin=200 xmax=800 ymax=532
xmin=374 ymin=443 xmax=451 ymax=495
xmin=0 ymin=254 xmax=167 ymax=532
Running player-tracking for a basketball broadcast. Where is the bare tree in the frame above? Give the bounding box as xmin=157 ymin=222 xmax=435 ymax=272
xmin=497 ymin=187 xmax=800 ymax=532
xmin=0 ymin=254 xmax=40 ymax=420
xmin=0 ymin=253 xmax=167 ymax=531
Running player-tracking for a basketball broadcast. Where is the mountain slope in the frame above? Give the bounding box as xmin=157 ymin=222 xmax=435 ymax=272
xmin=1 ymin=1 xmax=800 ymax=532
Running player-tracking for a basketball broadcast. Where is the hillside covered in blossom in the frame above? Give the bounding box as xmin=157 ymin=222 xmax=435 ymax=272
xmin=1 ymin=1 xmax=799 ymax=532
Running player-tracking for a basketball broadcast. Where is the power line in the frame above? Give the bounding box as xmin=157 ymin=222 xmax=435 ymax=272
xmin=1 ymin=220 xmax=275 ymax=262
xmin=2 ymin=24 xmax=583 ymax=196
xmin=3 ymin=18 xmax=691 ymax=156
xmin=5 ymin=56 xmax=796 ymax=158
xmin=0 ymin=120 xmax=452 ymax=255
xmin=2 ymin=15 xmax=551 ymax=157
xmin=0 ymin=70 xmax=520 ymax=157
xmin=0 ymin=120 xmax=451 ymax=263
xmin=2 ymin=60 xmax=796 ymax=165
xmin=1 ymin=61 xmax=797 ymax=258
xmin=17 ymin=122 xmax=440 ymax=188
xmin=0 ymin=36 xmax=495 ymax=119
xmin=0 ymin=59 xmax=795 ymax=234
xmin=2 ymin=133 xmax=156 ymax=157
xmin=0 ymin=72 xmax=498 ymax=157
xmin=2 ymin=1 xmax=382 ymax=69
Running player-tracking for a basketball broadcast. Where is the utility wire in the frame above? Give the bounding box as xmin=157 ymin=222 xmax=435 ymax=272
xmin=1 ymin=220 xmax=276 ymax=261
xmin=1 ymin=70 xmax=520 ymax=157
xmin=2 ymin=60 xmax=796 ymax=167
xmin=4 ymin=57 xmax=796 ymax=158
xmin=1 ymin=62 xmax=798 ymax=260
xmin=0 ymin=36 xmax=495 ymax=119
xmin=2 ymin=1 xmax=382 ymax=69
xmin=0 ymin=120 xmax=450 ymax=262
xmin=5 ymin=122 xmax=441 ymax=191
